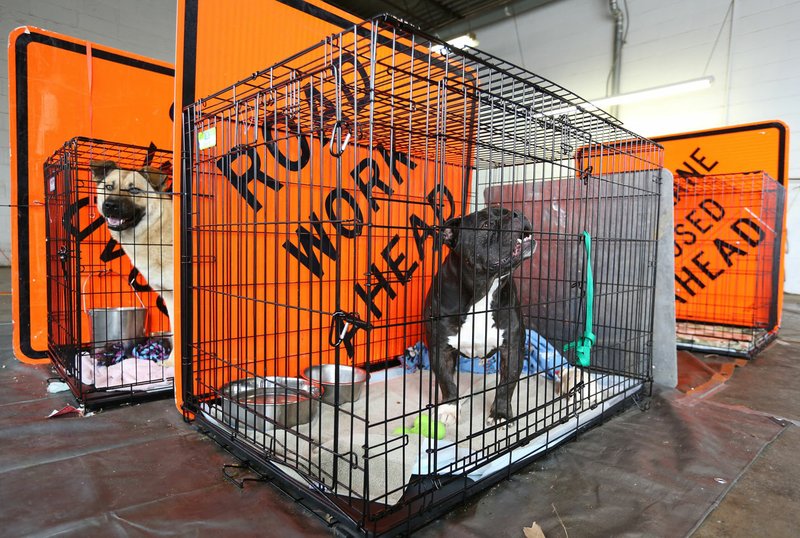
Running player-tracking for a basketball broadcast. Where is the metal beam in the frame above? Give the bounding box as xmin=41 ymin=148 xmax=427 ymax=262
xmin=435 ymin=0 xmax=563 ymax=40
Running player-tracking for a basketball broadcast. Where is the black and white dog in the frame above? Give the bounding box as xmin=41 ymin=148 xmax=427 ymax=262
xmin=424 ymin=207 xmax=535 ymax=425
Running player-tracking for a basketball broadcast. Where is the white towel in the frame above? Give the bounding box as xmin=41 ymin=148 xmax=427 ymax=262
xmin=80 ymin=353 xmax=173 ymax=391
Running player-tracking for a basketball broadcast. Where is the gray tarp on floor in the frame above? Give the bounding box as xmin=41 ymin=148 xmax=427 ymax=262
xmin=419 ymin=390 xmax=785 ymax=537
xmin=1 ymin=285 xmax=798 ymax=537
xmin=0 ymin=374 xmax=784 ymax=536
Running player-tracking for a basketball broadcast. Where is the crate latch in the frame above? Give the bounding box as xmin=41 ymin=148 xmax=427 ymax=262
xmin=329 ymin=311 xmax=370 ymax=355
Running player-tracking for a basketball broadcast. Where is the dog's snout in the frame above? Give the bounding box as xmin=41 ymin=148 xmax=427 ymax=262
xmin=507 ymin=210 xmax=532 ymax=233
xmin=102 ymin=198 xmax=119 ymax=214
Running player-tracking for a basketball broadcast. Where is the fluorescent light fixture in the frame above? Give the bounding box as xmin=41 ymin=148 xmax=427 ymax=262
xmin=536 ymin=76 xmax=714 ymax=117
xmin=447 ymin=32 xmax=479 ymax=49
xmin=431 ymin=32 xmax=479 ymax=54
xmin=592 ymin=76 xmax=714 ymax=108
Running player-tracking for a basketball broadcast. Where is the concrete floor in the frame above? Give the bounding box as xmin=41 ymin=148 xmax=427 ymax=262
xmin=2 ymin=265 xmax=799 ymax=537
xmin=690 ymin=300 xmax=800 ymax=538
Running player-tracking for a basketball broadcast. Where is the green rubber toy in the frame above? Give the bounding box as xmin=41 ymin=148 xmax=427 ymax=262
xmin=393 ymin=414 xmax=446 ymax=440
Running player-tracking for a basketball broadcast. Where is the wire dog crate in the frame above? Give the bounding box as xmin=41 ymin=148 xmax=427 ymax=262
xmin=674 ymin=171 xmax=785 ymax=358
xmin=182 ymin=15 xmax=663 ymax=536
xmin=45 ymin=137 xmax=175 ymax=407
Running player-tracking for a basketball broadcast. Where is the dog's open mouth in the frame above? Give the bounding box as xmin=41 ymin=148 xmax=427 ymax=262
xmin=512 ymin=232 xmax=535 ymax=259
xmin=491 ymin=232 xmax=535 ymax=272
xmin=104 ymin=216 xmax=136 ymax=231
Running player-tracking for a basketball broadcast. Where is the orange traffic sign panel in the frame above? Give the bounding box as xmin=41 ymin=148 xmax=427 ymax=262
xmin=653 ymin=122 xmax=789 ymax=333
xmin=172 ymin=0 xmax=362 ymax=408
xmin=672 ymin=172 xmax=784 ymax=328
xmin=9 ymin=27 xmax=174 ymax=363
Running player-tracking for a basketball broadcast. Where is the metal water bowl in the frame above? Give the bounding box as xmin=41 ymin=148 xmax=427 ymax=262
xmin=220 ymin=376 xmax=323 ymax=431
xmin=88 ymin=307 xmax=147 ymax=352
xmin=302 ymin=364 xmax=368 ymax=405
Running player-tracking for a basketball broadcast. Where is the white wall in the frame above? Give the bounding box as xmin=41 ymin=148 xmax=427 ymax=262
xmin=788 ymin=179 xmax=800 ymax=292
xmin=0 ymin=0 xmax=177 ymax=265
xmin=3 ymin=0 xmax=798 ymax=293
xmin=473 ymin=0 xmax=800 ymax=293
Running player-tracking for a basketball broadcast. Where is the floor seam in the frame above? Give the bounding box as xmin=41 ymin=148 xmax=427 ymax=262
xmin=686 ymin=424 xmax=789 ymax=537
xmin=0 ymin=429 xmax=193 ymax=475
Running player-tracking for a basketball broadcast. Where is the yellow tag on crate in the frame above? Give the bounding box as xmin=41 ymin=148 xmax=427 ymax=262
xmin=198 ymin=127 xmax=216 ymax=150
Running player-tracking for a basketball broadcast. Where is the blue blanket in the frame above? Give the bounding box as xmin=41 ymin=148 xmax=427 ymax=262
xmin=398 ymin=329 xmax=565 ymax=380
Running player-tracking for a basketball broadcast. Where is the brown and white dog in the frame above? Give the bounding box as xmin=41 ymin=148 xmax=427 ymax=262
xmin=91 ymin=160 xmax=174 ymax=367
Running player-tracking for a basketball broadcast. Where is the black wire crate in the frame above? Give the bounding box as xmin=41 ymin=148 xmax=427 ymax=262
xmin=182 ymin=15 xmax=663 ymax=536
xmin=44 ymin=137 xmax=175 ymax=407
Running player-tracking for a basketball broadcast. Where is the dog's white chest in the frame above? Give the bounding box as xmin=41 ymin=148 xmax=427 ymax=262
xmin=447 ymin=278 xmax=504 ymax=358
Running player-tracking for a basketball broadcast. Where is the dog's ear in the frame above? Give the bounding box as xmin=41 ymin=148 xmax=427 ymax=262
xmin=139 ymin=166 xmax=169 ymax=192
xmin=440 ymin=216 xmax=462 ymax=248
xmin=90 ymin=160 xmax=117 ymax=182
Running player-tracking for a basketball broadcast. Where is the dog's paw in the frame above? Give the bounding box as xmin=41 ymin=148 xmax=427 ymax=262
xmin=488 ymin=401 xmax=513 ymax=427
xmin=437 ymin=403 xmax=458 ymax=425
xmin=486 ymin=415 xmax=509 ymax=429
xmin=557 ymin=367 xmax=586 ymax=396
xmin=555 ymin=367 xmax=575 ymax=396
xmin=583 ymin=379 xmax=602 ymax=407
xmin=557 ymin=368 xmax=601 ymax=408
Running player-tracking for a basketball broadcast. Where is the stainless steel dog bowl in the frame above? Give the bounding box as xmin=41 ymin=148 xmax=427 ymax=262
xmin=220 ymin=376 xmax=322 ymax=431
xmin=89 ymin=307 xmax=147 ymax=352
xmin=302 ymin=364 xmax=368 ymax=405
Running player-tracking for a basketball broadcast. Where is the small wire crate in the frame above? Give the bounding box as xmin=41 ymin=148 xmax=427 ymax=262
xmin=181 ymin=15 xmax=663 ymax=536
xmin=674 ymin=171 xmax=785 ymax=357
xmin=44 ymin=137 xmax=174 ymax=407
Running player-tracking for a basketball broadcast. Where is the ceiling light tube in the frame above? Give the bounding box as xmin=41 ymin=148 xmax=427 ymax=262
xmin=446 ymin=32 xmax=479 ymax=49
xmin=536 ymin=76 xmax=714 ymax=118
xmin=431 ymin=33 xmax=479 ymax=55
xmin=591 ymin=76 xmax=715 ymax=108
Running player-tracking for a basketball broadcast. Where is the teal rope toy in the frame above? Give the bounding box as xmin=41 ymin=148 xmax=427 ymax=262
xmin=564 ymin=231 xmax=595 ymax=367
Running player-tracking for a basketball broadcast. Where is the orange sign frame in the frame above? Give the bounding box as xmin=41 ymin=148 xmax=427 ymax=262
xmin=653 ymin=122 xmax=788 ymax=187
xmin=8 ymin=27 xmax=175 ymax=364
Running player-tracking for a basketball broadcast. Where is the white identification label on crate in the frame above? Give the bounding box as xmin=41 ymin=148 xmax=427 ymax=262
xmin=198 ymin=127 xmax=217 ymax=150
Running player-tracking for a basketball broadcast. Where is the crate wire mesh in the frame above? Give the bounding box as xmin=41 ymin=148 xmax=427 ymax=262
xmin=182 ymin=15 xmax=663 ymax=536
xmin=674 ymin=171 xmax=785 ymax=358
xmin=45 ymin=137 xmax=174 ymax=406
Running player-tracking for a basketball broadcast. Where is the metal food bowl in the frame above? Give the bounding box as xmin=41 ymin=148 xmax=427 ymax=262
xmin=220 ymin=376 xmax=323 ymax=431
xmin=302 ymin=364 xmax=368 ymax=405
xmin=89 ymin=307 xmax=147 ymax=353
